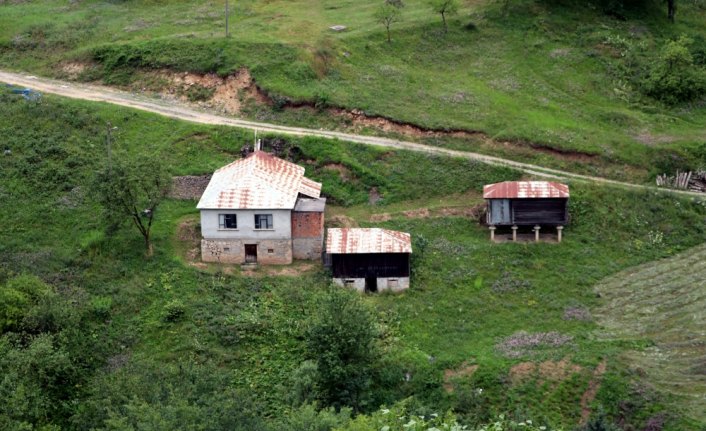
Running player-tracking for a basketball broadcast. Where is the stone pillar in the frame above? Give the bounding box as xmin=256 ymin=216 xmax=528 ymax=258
xmin=511 ymin=225 xmax=518 ymax=242
xmin=534 ymin=225 xmax=541 ymax=242
xmin=556 ymin=226 xmax=563 ymax=243
xmin=489 ymin=226 xmax=496 ymax=242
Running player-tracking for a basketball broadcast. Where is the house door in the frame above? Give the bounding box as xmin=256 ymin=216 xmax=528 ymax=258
xmin=365 ymin=277 xmax=378 ymax=293
xmin=244 ymin=244 xmax=257 ymax=263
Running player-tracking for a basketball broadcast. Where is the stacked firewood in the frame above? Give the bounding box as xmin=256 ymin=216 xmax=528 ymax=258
xmin=656 ymin=170 xmax=706 ymax=192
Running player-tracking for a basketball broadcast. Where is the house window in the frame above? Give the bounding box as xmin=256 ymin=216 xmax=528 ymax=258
xmin=254 ymin=214 xmax=273 ymax=229
xmin=218 ymin=214 xmax=237 ymax=229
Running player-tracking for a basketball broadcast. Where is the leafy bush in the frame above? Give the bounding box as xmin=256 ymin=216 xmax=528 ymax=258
xmin=91 ymin=296 xmax=113 ymax=319
xmin=640 ymin=36 xmax=706 ymax=105
xmin=163 ymin=299 xmax=186 ymax=322
xmin=305 ymin=287 xmax=380 ymax=411
xmin=0 ymin=275 xmax=52 ymax=333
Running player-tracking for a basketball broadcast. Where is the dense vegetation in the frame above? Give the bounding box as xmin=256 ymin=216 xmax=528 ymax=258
xmin=1 ymin=0 xmax=705 ymax=182
xmin=1 ymin=88 xmax=705 ymax=429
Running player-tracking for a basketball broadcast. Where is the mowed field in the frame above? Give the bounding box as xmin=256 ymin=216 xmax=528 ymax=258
xmin=595 ymin=244 xmax=706 ymax=422
xmin=1 ymin=0 xmax=706 ymax=181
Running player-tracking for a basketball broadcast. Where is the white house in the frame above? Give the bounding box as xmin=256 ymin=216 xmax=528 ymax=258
xmin=197 ymin=151 xmax=326 ymax=264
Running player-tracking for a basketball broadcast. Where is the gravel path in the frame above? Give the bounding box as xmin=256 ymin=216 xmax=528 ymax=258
xmin=2 ymin=70 xmax=704 ymax=199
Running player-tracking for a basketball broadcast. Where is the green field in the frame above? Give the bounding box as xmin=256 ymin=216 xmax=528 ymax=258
xmin=595 ymin=244 xmax=706 ymax=423
xmin=1 ymin=0 xmax=705 ymax=182
xmin=1 ymin=89 xmax=706 ymax=429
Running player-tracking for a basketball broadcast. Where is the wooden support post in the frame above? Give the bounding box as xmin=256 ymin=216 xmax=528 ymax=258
xmin=511 ymin=225 xmax=518 ymax=242
xmin=489 ymin=226 xmax=496 ymax=242
xmin=556 ymin=226 xmax=563 ymax=243
xmin=534 ymin=225 xmax=541 ymax=242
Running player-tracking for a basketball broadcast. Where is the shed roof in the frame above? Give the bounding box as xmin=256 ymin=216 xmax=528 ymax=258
xmin=483 ymin=181 xmax=569 ymax=199
xmin=197 ymin=151 xmax=322 ymax=210
xmin=326 ymin=228 xmax=412 ymax=254
xmin=294 ymin=197 xmax=327 ymax=213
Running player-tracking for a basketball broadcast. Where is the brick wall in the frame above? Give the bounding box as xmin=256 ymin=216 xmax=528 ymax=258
xmin=291 ymin=212 xmax=324 ymax=260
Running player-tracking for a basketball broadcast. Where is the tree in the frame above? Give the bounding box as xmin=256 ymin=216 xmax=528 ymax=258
xmin=375 ymin=0 xmax=403 ymax=43
xmin=641 ymin=35 xmax=706 ymax=104
xmin=93 ymin=156 xmax=171 ymax=256
xmin=305 ymin=287 xmax=379 ymax=411
xmin=429 ymin=0 xmax=458 ymax=33
xmin=667 ymin=0 xmax=676 ymax=22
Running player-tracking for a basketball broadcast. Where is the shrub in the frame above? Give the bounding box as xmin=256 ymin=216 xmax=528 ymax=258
xmin=640 ymin=36 xmax=706 ymax=105
xmin=163 ymin=299 xmax=186 ymax=322
xmin=91 ymin=296 xmax=113 ymax=319
xmin=305 ymin=287 xmax=380 ymax=411
xmin=0 ymin=275 xmax=52 ymax=333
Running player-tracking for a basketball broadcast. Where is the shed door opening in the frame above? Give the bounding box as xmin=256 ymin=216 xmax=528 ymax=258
xmin=245 ymin=244 xmax=257 ymax=263
xmin=365 ymin=277 xmax=378 ymax=293
xmin=490 ymin=199 xmax=512 ymax=224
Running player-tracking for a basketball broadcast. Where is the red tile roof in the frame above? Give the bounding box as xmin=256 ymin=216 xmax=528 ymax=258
xmin=197 ymin=151 xmax=321 ymax=209
xmin=483 ymin=181 xmax=569 ymax=199
xmin=326 ymin=228 xmax=412 ymax=254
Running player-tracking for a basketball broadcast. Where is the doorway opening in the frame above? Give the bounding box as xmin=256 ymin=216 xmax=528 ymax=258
xmin=365 ymin=277 xmax=377 ymax=293
xmin=244 ymin=244 xmax=257 ymax=263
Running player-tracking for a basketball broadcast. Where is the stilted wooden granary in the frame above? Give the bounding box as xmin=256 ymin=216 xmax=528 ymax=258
xmin=483 ymin=181 xmax=569 ymax=242
xmin=326 ymin=228 xmax=412 ymax=293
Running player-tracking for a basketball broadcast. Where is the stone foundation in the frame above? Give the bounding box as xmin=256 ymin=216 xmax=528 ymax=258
xmin=201 ymin=239 xmax=292 ymax=264
xmin=333 ymin=277 xmax=410 ymax=293
xmin=293 ymin=237 xmax=323 ymax=260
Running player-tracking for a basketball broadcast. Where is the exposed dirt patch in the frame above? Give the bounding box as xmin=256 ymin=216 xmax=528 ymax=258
xmin=580 ymin=360 xmax=608 ymax=425
xmin=509 ymin=357 xmax=582 ymax=385
xmin=443 ymin=362 xmax=479 ymax=393
xmin=369 ymin=213 xmax=391 ymax=222
xmin=59 ymin=62 xmax=89 ymax=79
xmin=323 ymin=163 xmax=351 ymax=180
xmin=170 ymin=175 xmax=211 ymax=200
xmin=402 ymin=208 xmax=430 ymax=218
xmin=368 ymin=204 xmax=484 ymax=222
xmin=176 ymin=218 xmax=204 ymax=268
xmin=327 ymin=214 xmax=358 ymax=228
xmin=368 ymin=187 xmax=382 ymax=205
xmin=633 ymin=131 xmax=678 ymax=146
xmin=260 ymin=263 xmax=316 ymax=277
xmin=146 ymin=68 xmax=267 ymax=115
xmin=509 ymin=362 xmax=536 ymax=383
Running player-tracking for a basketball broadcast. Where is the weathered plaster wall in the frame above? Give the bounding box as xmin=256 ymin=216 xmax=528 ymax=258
xmin=200 ymin=209 xmax=291 ymax=240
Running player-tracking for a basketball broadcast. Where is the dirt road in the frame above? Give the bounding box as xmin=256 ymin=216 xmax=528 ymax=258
xmin=1 ymin=70 xmax=703 ymax=198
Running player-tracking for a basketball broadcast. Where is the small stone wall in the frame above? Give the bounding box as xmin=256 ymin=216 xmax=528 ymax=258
xmin=333 ymin=277 xmax=410 ymax=293
xmin=293 ymin=238 xmax=323 ymax=260
xmin=201 ymin=239 xmax=292 ymax=264
xmin=377 ymin=277 xmax=410 ymax=292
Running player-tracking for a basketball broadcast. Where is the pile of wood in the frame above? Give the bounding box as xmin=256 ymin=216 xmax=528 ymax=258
xmin=656 ymin=170 xmax=706 ymax=192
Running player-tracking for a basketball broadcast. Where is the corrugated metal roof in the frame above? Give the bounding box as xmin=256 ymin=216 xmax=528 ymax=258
xmin=326 ymin=228 xmax=412 ymax=254
xmin=483 ymin=181 xmax=570 ymax=199
xmin=197 ymin=151 xmax=322 ymax=209
xmin=294 ymin=197 xmax=327 ymax=212
xmin=299 ymin=177 xmax=322 ymax=199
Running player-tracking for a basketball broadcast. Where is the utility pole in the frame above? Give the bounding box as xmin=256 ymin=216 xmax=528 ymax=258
xmin=225 ymin=0 xmax=230 ymax=38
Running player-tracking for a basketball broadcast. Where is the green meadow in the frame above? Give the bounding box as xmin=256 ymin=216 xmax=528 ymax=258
xmin=1 ymin=90 xmax=705 ymax=429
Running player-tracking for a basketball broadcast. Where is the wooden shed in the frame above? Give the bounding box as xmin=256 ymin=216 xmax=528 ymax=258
xmin=326 ymin=228 xmax=412 ymax=293
xmin=483 ymin=181 xmax=569 ymax=242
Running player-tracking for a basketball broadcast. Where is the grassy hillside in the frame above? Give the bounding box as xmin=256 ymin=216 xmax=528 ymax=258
xmin=1 ymin=89 xmax=705 ymax=429
xmin=1 ymin=0 xmax=705 ymax=182
xmin=595 ymin=244 xmax=706 ymax=423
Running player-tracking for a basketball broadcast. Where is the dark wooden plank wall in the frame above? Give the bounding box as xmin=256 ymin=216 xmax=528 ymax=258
xmin=511 ymin=198 xmax=568 ymax=225
xmin=331 ymin=253 xmax=410 ymax=278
